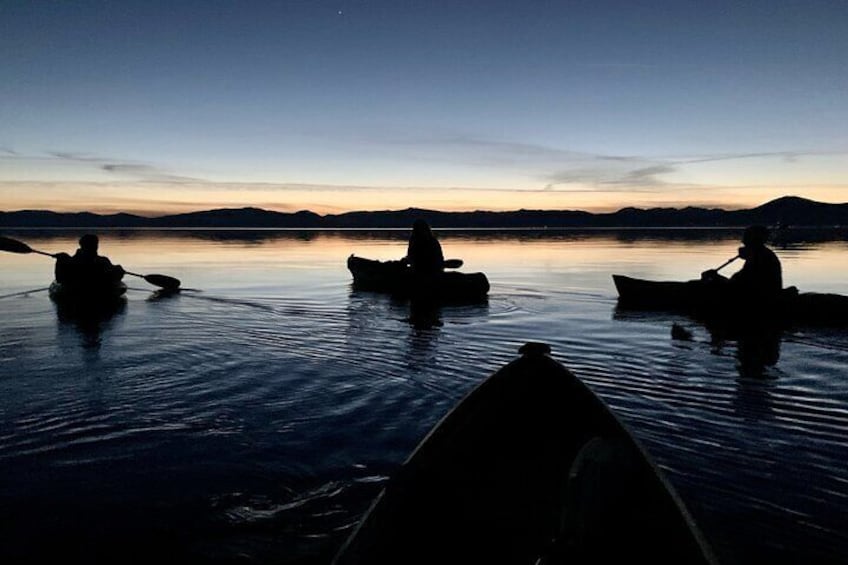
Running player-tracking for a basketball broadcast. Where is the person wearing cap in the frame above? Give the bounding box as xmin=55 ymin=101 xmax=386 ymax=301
xmin=403 ymin=219 xmax=445 ymax=276
xmin=55 ymin=234 xmax=125 ymax=286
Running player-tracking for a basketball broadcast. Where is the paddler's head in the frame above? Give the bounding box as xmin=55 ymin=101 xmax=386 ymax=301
xmin=412 ymin=219 xmax=432 ymax=237
xmin=79 ymin=234 xmax=100 ymax=255
xmin=742 ymin=225 xmax=769 ymax=248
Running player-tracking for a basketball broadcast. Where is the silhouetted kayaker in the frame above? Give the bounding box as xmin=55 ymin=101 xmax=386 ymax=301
xmin=403 ymin=220 xmax=444 ymax=275
xmin=702 ymin=225 xmax=782 ymax=297
xmin=55 ymin=234 xmax=125 ymax=286
xmin=731 ymin=225 xmax=782 ymax=294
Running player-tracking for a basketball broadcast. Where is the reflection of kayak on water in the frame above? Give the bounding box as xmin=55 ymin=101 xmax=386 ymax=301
xmin=613 ymin=274 xmax=848 ymax=327
xmin=347 ymin=255 xmax=489 ymax=302
xmin=334 ymin=343 xmax=716 ymax=565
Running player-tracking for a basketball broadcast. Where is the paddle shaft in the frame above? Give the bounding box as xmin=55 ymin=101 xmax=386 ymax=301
xmin=714 ymin=255 xmax=739 ymax=272
xmin=31 ymin=249 xmax=58 ymax=258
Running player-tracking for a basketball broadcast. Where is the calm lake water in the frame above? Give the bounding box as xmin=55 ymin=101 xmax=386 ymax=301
xmin=1 ymin=228 xmax=847 ymax=563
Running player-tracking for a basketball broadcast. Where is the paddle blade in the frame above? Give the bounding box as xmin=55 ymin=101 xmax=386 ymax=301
xmin=0 ymin=236 xmax=34 ymax=254
xmin=144 ymin=274 xmax=181 ymax=290
xmin=444 ymin=259 xmax=463 ymax=269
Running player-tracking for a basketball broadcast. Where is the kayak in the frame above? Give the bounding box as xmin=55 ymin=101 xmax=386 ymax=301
xmin=49 ymin=280 xmax=127 ymax=302
xmin=347 ymin=255 xmax=489 ymax=302
xmin=612 ymin=274 xmax=848 ymax=327
xmin=333 ymin=343 xmax=716 ymax=565
xmin=49 ymin=280 xmax=128 ymax=318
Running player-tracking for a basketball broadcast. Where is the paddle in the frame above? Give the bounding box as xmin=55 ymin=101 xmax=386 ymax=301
xmin=714 ymin=255 xmax=740 ymax=272
xmin=444 ymin=259 xmax=463 ymax=269
xmin=0 ymin=236 xmax=181 ymax=290
xmin=123 ymin=271 xmax=181 ymax=290
xmin=700 ymin=255 xmax=739 ymax=281
xmin=0 ymin=236 xmax=56 ymax=257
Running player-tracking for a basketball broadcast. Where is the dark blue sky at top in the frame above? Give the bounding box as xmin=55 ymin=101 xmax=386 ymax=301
xmin=1 ymin=1 xmax=847 ymax=211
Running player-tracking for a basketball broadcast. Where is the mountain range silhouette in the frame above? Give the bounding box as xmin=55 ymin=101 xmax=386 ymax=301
xmin=2 ymin=196 xmax=846 ymax=229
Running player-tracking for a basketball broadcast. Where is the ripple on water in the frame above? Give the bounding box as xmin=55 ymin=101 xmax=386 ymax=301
xmin=2 ymin=250 xmax=848 ymax=564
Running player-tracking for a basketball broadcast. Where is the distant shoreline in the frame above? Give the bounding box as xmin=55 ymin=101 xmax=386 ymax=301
xmin=0 ymin=224 xmax=848 ymax=232
xmin=2 ymin=196 xmax=847 ymax=229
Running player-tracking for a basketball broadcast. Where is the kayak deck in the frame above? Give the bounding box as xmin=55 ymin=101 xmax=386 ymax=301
xmin=333 ymin=343 xmax=715 ymax=565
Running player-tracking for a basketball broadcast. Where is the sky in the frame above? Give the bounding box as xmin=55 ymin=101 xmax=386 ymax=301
xmin=1 ymin=0 xmax=847 ymax=215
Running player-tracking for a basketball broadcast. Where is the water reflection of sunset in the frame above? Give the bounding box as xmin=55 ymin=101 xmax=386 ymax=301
xmin=2 ymin=230 xmax=846 ymax=295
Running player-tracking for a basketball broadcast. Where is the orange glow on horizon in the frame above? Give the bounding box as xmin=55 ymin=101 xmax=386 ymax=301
xmin=2 ymin=181 xmax=848 ymax=217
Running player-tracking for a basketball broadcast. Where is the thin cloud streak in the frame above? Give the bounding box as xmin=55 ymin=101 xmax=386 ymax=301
xmin=361 ymin=132 xmax=599 ymax=167
xmin=542 ymin=149 xmax=848 ymax=192
xmin=0 ymin=150 xmax=205 ymax=183
xmin=48 ymin=151 xmax=204 ymax=183
xmin=4 ymin=179 xmax=848 ymax=196
xmin=361 ymin=131 xmax=845 ymax=165
xmin=349 ymin=132 xmax=847 ymax=194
